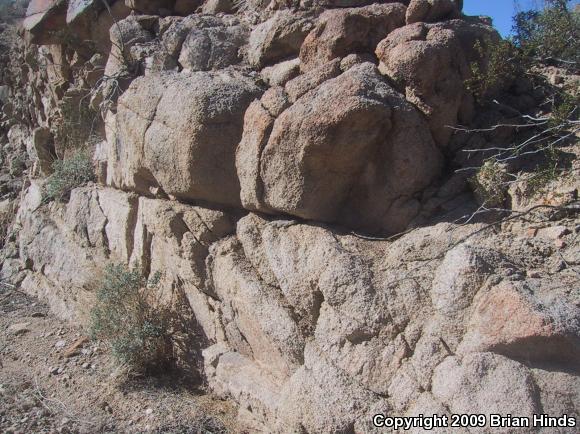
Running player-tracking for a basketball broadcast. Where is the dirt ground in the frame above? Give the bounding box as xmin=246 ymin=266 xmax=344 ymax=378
xmin=0 ymin=287 xmax=239 ymax=434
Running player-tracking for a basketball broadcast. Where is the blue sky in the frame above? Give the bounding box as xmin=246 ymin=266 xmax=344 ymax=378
xmin=464 ymin=0 xmax=580 ymax=36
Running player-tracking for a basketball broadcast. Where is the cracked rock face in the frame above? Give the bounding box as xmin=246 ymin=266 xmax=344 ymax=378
xmin=238 ymin=62 xmax=442 ymax=233
xmin=5 ymin=0 xmax=580 ymax=431
xmin=376 ymin=19 xmax=499 ymax=146
xmin=108 ymin=70 xmax=263 ymax=207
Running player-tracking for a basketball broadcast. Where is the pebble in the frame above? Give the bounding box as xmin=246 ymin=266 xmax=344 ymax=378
xmin=30 ymin=312 xmax=45 ymax=318
xmin=55 ymin=340 xmax=66 ymax=349
xmin=145 ymin=408 xmax=153 ymax=416
xmin=552 ymin=261 xmax=566 ymax=273
xmin=554 ymin=239 xmax=567 ymax=249
xmin=82 ymin=362 xmax=90 ymax=369
xmin=527 ymin=270 xmax=541 ymax=278
xmin=49 ymin=366 xmax=59 ymax=375
xmin=537 ymin=225 xmax=570 ymax=240
xmin=7 ymin=322 xmax=31 ymax=336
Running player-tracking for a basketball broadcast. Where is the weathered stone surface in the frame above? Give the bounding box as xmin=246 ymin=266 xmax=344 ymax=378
xmin=238 ymin=63 xmax=442 ymax=234
xmin=430 ymin=244 xmax=505 ymax=315
xmin=201 ymin=0 xmax=233 ymax=14
xmin=406 ymin=0 xmax=460 ymax=24
xmin=246 ymin=11 xmax=313 ymax=69
xmin=284 ymin=57 xmax=341 ymax=102
xmin=67 ymin=0 xmax=98 ymax=24
xmin=24 ymin=0 xmax=68 ymax=44
xmin=130 ymin=196 xmax=234 ymax=340
xmin=125 ymin=0 xmax=174 ymax=15
xmin=260 ymin=58 xmax=300 ymax=86
xmin=276 ymin=342 xmax=390 ymax=433
xmin=15 ymin=182 xmax=236 ymax=329
xmin=208 ymin=235 xmax=305 ymax=380
xmin=30 ymin=127 xmax=55 ymax=176
xmin=299 ymin=3 xmax=406 ymax=72
xmin=17 ymin=183 xmax=108 ymax=321
xmin=101 ymin=15 xmax=156 ymax=101
xmin=64 ymin=186 xmax=139 ymax=263
xmin=8 ymin=0 xmax=580 ymax=430
xmin=459 ymin=281 xmax=580 ymax=363
xmin=376 ymin=20 xmax=499 ymax=146
xmin=178 ymin=22 xmax=248 ymax=71
xmin=109 ymin=70 xmax=262 ymax=207
xmin=204 ymin=345 xmax=282 ymax=429
xmin=432 ymin=353 xmax=541 ymax=418
xmin=66 ymin=0 xmax=131 ymax=53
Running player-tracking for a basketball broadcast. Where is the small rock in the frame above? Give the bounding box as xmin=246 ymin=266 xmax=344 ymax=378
xmin=49 ymin=367 xmax=59 ymax=375
xmin=7 ymin=322 xmax=30 ymax=336
xmin=82 ymin=362 xmax=89 ymax=369
xmin=527 ymin=270 xmax=541 ymax=278
xmin=145 ymin=408 xmax=153 ymax=416
xmin=30 ymin=312 xmax=45 ymax=318
xmin=537 ymin=225 xmax=570 ymax=240
xmin=57 ymin=367 xmax=64 ymax=374
xmin=526 ymin=227 xmax=538 ymax=237
xmin=549 ymin=74 xmax=564 ymax=85
xmin=63 ymin=336 xmax=88 ymax=358
xmin=554 ymin=239 xmax=567 ymax=249
xmin=54 ymin=340 xmax=67 ymax=349
xmin=90 ymin=363 xmax=97 ymax=370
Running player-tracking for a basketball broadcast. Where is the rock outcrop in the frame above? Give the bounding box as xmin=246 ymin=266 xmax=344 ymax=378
xmin=1 ymin=0 xmax=579 ymax=432
xmin=238 ymin=62 xmax=442 ymax=233
xmin=108 ymin=69 xmax=262 ymax=207
xmin=376 ymin=19 xmax=499 ymax=146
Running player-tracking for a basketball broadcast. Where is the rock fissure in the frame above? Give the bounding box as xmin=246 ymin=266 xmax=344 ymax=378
xmin=2 ymin=0 xmax=579 ymax=431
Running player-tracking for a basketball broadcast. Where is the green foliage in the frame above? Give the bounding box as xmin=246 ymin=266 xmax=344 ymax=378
xmin=43 ymin=151 xmax=95 ymax=202
xmin=470 ymin=159 xmax=510 ymax=207
xmin=55 ymin=95 xmax=100 ymax=155
xmin=549 ymin=92 xmax=579 ymax=127
xmin=466 ymin=38 xmax=524 ymax=103
xmin=524 ymin=145 xmax=562 ymax=193
xmin=468 ymin=1 xmax=580 ymax=104
xmin=89 ymin=264 xmax=172 ymax=373
xmin=513 ymin=0 xmax=579 ymax=65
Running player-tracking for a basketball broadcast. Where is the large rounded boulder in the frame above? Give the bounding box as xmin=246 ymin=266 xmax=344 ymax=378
xmin=108 ymin=70 xmax=263 ymax=207
xmin=237 ymin=62 xmax=442 ymax=234
xmin=376 ymin=19 xmax=499 ymax=146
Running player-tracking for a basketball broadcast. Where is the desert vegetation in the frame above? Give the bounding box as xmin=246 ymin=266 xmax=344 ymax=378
xmin=466 ymin=0 xmax=579 ymax=208
xmin=43 ymin=150 xmax=95 ymax=202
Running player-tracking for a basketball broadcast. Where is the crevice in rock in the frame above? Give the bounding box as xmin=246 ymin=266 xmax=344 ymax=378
xmin=125 ymin=195 xmax=139 ymax=262
xmin=170 ymin=212 xmax=193 ymax=246
xmin=140 ymin=224 xmax=153 ymax=279
xmin=255 ymin=101 xmax=276 ymax=209
xmin=142 ymin=93 xmax=163 ymax=147
xmin=93 ymin=192 xmax=111 ymax=256
xmin=189 ymin=207 xmax=216 ymax=241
